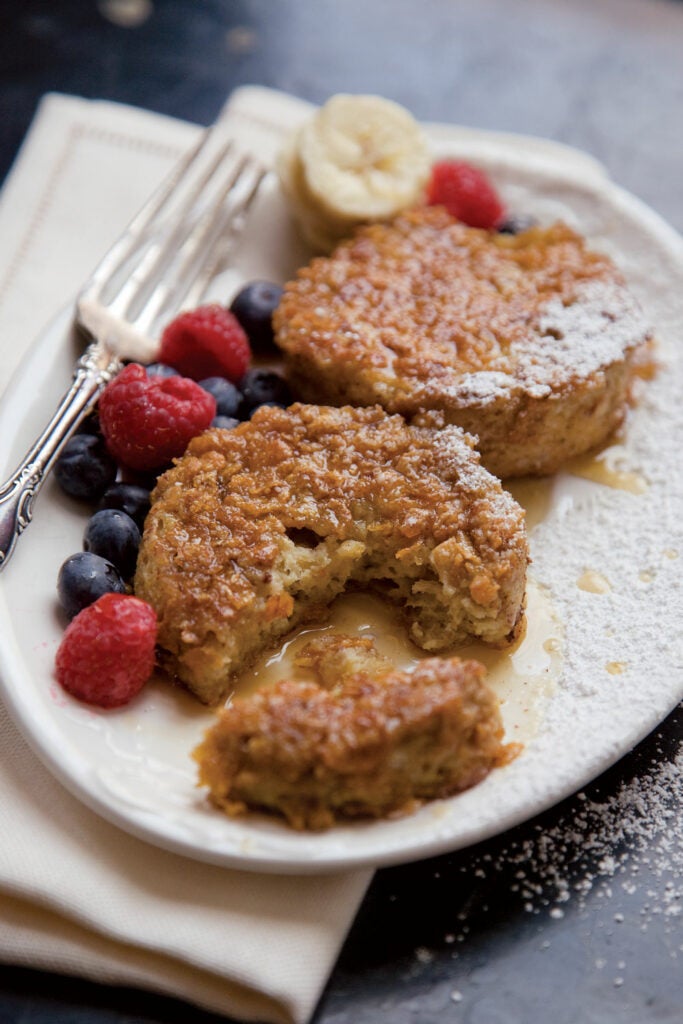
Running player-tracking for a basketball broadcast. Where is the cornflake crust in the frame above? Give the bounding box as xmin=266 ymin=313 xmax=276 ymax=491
xmin=273 ymin=207 xmax=652 ymax=478
xmin=134 ymin=403 xmax=528 ymax=705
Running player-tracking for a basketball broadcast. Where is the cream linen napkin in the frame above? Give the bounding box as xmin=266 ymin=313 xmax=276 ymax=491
xmin=0 ymin=89 xmax=373 ymax=1024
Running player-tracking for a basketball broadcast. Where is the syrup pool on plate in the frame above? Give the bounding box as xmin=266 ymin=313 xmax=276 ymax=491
xmin=565 ymin=443 xmax=648 ymax=495
xmin=232 ymin=580 xmax=563 ymax=746
xmin=82 ymin=431 xmax=658 ymax=793
xmin=89 ymin=578 xmax=563 ymax=814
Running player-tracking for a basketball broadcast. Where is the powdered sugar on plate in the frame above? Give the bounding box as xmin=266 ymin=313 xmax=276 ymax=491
xmin=472 ymin=737 xmax=683 ymax=924
xmin=529 ymin=278 xmax=649 ymax=382
xmin=483 ymin=347 xmax=683 ymax=852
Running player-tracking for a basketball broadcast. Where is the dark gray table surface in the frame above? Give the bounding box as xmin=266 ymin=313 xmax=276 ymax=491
xmin=1 ymin=2 xmax=682 ymax=1022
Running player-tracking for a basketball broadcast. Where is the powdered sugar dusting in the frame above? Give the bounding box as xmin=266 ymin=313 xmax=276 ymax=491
xmin=527 ymin=278 xmax=649 ymax=382
xmin=446 ymin=370 xmax=519 ymax=406
xmin=403 ymin=741 xmax=683 ymax=1001
xmin=446 ymin=166 xmax=683 ymax=874
xmin=447 ymin=277 xmax=650 ymax=406
xmin=471 ymin=742 xmax=683 ymax=924
xmin=432 ymin=424 xmax=526 ymax=534
xmin=485 ymin=337 xmax=683 ymax=823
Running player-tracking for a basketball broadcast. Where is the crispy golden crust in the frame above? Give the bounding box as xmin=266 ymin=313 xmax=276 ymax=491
xmin=273 ymin=207 xmax=652 ymax=477
xmin=134 ymin=403 xmax=527 ymax=704
xmin=194 ymin=636 xmax=511 ymax=830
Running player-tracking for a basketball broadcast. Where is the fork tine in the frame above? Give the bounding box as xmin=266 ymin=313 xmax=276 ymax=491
xmin=102 ymin=138 xmax=237 ymax=317
xmin=133 ymin=156 xmax=267 ymax=336
xmin=83 ymin=126 xmax=215 ymax=301
xmin=77 ymin=135 xmax=266 ymax=361
xmin=179 ymin=161 xmax=266 ymax=311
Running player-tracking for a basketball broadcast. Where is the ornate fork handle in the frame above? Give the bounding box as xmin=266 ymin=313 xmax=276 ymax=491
xmin=0 ymin=338 xmax=121 ymax=570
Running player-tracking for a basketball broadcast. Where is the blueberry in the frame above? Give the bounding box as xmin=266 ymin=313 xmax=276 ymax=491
xmin=57 ymin=551 xmax=126 ymax=620
xmin=54 ymin=434 xmax=117 ymax=502
xmin=99 ymin=482 xmax=151 ymax=531
xmin=211 ymin=415 xmax=240 ymax=430
xmin=238 ymin=368 xmax=292 ymax=418
xmin=120 ymin=464 xmax=170 ymax=492
xmin=75 ymin=409 xmax=101 ymax=436
xmin=229 ymin=281 xmax=284 ymax=354
xmin=498 ymin=214 xmax=537 ymax=235
xmin=199 ymin=376 xmax=242 ymax=417
xmin=145 ymin=362 xmax=178 ymax=378
xmin=84 ymin=508 xmax=141 ymax=579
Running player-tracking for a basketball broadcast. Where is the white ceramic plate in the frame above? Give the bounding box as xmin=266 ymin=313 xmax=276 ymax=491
xmin=1 ymin=118 xmax=682 ymax=875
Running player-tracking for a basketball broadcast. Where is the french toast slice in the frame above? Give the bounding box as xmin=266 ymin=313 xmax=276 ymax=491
xmin=194 ymin=635 xmax=511 ymax=829
xmin=273 ymin=207 xmax=652 ymax=478
xmin=134 ymin=403 xmax=527 ymax=704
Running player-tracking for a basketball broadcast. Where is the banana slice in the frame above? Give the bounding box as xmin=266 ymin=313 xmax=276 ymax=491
xmin=277 ymin=94 xmax=430 ymax=252
xmin=300 ymin=94 xmax=430 ymax=221
xmin=277 ymin=131 xmax=352 ymax=253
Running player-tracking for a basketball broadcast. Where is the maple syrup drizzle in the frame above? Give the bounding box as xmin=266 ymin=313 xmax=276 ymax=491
xmin=566 ymin=444 xmax=647 ymax=495
xmin=506 ymin=476 xmax=554 ymax=532
xmin=577 ymin=569 xmax=612 ymax=594
xmin=171 ymin=428 xmax=659 ymax=742
xmin=230 ymin=579 xmax=563 ymax=744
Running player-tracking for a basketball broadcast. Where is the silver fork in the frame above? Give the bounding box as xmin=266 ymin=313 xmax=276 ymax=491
xmin=0 ymin=128 xmax=267 ymax=570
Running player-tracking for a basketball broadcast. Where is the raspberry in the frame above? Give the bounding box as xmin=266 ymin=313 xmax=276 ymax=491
xmin=159 ymin=304 xmax=251 ymax=382
xmin=55 ymin=593 xmax=157 ymax=708
xmin=99 ymin=363 xmax=216 ymax=471
xmin=426 ymin=159 xmax=505 ymax=230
